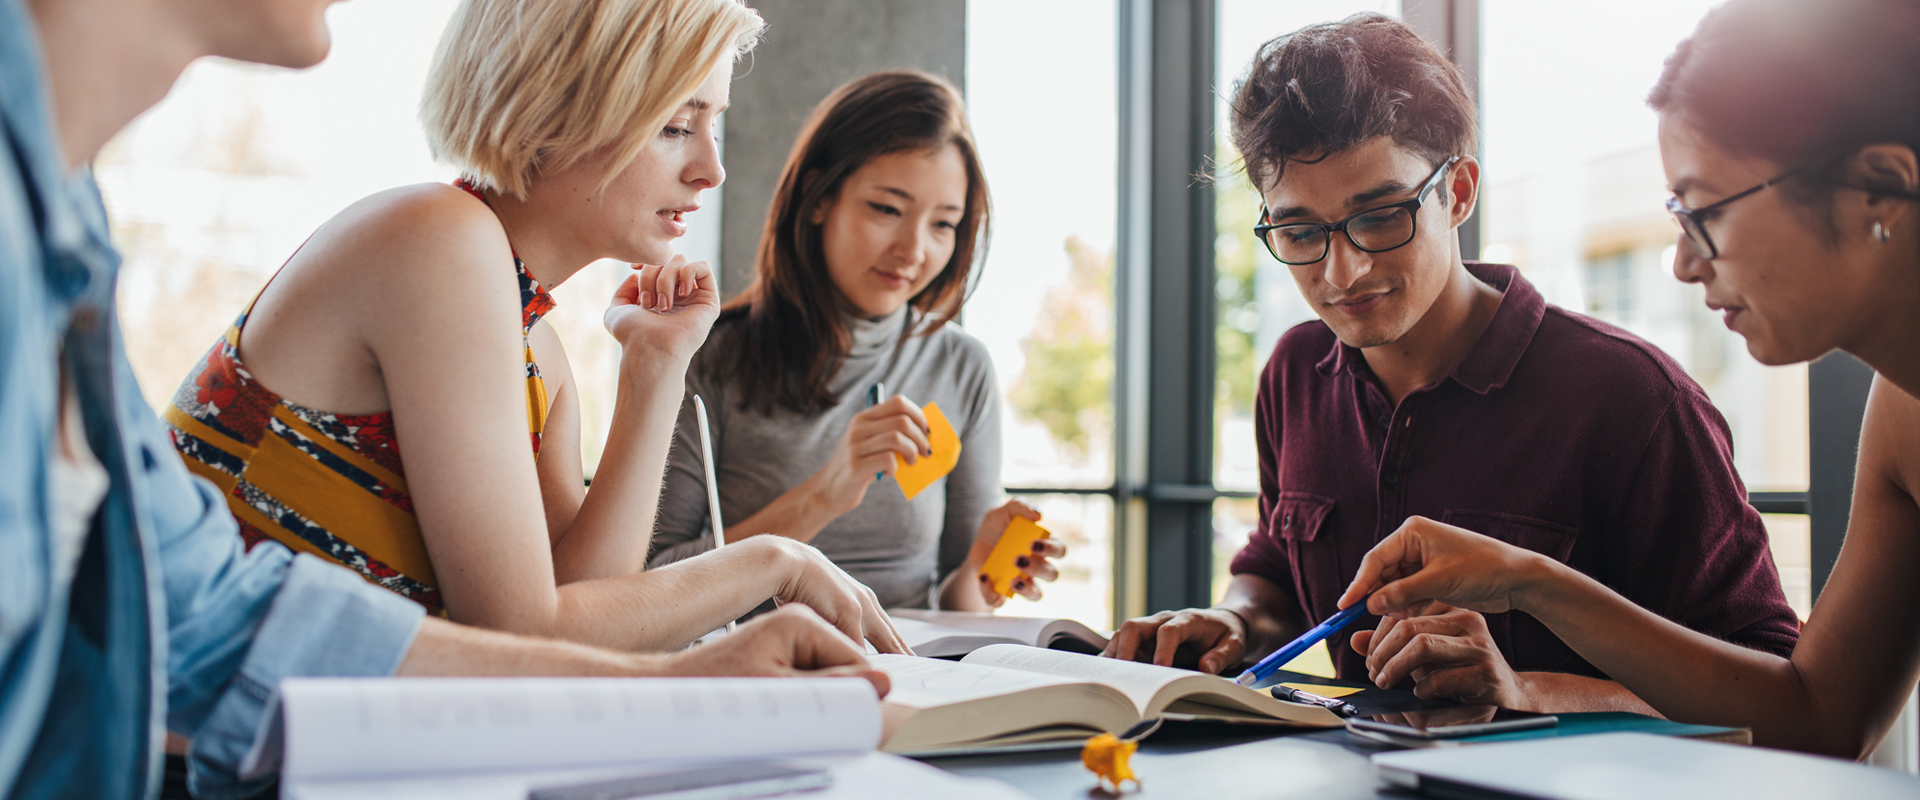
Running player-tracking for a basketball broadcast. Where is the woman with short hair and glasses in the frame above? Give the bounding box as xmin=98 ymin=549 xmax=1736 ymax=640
xmin=1342 ymin=0 xmax=1920 ymax=758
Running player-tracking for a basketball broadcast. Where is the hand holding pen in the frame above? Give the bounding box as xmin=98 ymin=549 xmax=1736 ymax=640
xmin=800 ymin=386 xmax=933 ymax=517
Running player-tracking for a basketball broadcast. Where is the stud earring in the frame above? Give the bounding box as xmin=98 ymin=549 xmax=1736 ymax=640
xmin=1873 ymin=220 xmax=1891 ymax=243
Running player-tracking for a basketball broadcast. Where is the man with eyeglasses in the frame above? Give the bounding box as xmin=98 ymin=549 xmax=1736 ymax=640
xmin=1102 ymin=14 xmax=1799 ymax=715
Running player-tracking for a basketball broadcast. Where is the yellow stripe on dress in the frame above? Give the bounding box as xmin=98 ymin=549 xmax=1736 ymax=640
xmin=242 ymin=407 xmax=439 ymax=587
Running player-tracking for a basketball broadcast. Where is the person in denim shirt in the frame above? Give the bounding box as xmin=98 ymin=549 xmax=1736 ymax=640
xmin=0 ymin=0 xmax=889 ymax=798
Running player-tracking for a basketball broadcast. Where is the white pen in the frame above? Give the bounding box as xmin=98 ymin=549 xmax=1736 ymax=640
xmin=692 ymin=394 xmax=734 ymax=634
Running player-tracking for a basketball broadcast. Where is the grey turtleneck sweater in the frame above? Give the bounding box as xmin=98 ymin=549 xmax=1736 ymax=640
xmin=648 ymin=306 xmax=1003 ymax=609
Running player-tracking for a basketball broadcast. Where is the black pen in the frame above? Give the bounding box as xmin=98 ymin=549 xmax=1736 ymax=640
xmin=1271 ymin=685 xmax=1360 ymax=718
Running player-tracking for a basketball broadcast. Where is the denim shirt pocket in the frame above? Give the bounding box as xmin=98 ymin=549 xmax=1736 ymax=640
xmin=1439 ymin=509 xmax=1580 ymax=670
xmin=1272 ymin=491 xmax=1337 ymax=619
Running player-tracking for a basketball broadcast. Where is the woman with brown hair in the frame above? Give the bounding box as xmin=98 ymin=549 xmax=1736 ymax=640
xmin=651 ymin=71 xmax=1065 ymax=612
xmin=1337 ymin=0 xmax=1920 ymax=758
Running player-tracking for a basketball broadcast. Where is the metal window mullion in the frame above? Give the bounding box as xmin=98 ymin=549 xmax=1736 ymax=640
xmin=1113 ymin=0 xmax=1218 ymax=618
xmin=1809 ymin=352 xmax=1874 ymax=599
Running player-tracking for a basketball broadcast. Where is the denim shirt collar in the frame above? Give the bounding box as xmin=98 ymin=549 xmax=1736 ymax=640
xmin=0 ymin=0 xmax=120 ymax=309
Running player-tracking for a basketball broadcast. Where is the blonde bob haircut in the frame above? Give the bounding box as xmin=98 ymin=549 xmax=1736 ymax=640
xmin=421 ymin=0 xmax=764 ymax=198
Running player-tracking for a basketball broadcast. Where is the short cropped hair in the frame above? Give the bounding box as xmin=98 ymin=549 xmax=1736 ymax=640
xmin=1228 ymin=13 xmax=1477 ymax=189
xmin=421 ymin=0 xmax=764 ymax=198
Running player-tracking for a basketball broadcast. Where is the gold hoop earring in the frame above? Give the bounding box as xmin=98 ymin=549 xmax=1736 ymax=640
xmin=1873 ymin=220 xmax=1891 ymax=243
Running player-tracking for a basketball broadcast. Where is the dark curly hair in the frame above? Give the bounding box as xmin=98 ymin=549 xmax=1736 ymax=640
xmin=1227 ymin=13 xmax=1477 ymax=189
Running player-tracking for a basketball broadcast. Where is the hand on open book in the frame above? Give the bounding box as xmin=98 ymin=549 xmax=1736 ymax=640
xmin=665 ymin=605 xmax=891 ymax=698
xmin=1101 ymin=607 xmax=1248 ymax=675
xmin=765 ymin=536 xmax=912 ymax=655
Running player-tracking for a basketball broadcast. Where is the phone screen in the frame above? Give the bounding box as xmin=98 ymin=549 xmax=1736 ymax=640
xmin=1346 ymin=706 xmax=1557 ymax=740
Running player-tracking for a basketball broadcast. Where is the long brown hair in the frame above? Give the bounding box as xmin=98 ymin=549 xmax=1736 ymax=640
xmin=713 ymin=70 xmax=990 ymax=415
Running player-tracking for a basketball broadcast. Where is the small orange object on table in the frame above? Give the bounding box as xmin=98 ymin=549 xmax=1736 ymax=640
xmin=979 ymin=516 xmax=1051 ymax=598
xmin=1081 ymin=732 xmax=1139 ymax=793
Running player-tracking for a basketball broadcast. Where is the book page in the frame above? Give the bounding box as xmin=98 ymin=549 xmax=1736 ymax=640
xmin=888 ymin=610 xmax=1054 ymax=645
xmin=887 ymin=616 xmax=1023 ymax=658
xmin=959 ymin=645 xmax=1204 ymax=715
xmin=282 ymin=677 xmax=880 ymax=782
xmin=958 ymin=646 xmax=1341 ymax=726
xmin=870 ymin=653 xmax=1082 ymax=709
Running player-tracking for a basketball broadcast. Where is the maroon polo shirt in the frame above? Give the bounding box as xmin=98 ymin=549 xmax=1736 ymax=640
xmin=1229 ymin=263 xmax=1800 ymax=683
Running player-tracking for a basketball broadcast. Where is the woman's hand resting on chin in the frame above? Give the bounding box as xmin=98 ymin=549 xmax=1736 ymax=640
xmin=606 ymin=255 xmax=721 ymax=364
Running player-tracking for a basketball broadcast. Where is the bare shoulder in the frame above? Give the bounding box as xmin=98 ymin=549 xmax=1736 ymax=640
xmin=302 ymin=184 xmax=521 ymax=327
xmin=314 ymin=184 xmax=511 ymax=278
xmin=1862 ymin=375 xmax=1920 ymax=500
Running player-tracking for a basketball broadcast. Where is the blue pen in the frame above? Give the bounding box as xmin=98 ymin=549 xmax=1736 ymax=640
xmin=1233 ymin=595 xmax=1373 ymax=687
xmin=865 ymin=382 xmax=885 ymax=481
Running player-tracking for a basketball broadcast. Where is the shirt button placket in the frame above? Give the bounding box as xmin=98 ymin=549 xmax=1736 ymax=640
xmin=1378 ymin=401 xmax=1414 ymax=540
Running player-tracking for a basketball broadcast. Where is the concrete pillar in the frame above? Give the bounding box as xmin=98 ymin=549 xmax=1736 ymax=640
xmin=718 ymin=0 xmax=967 ymax=298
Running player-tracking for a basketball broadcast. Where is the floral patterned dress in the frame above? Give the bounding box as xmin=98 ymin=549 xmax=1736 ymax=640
xmin=164 ymin=180 xmax=553 ymax=613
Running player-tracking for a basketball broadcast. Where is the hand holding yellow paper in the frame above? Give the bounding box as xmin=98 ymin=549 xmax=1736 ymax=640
xmin=980 ymin=516 xmax=1051 ymax=598
xmin=892 ymin=402 xmax=960 ymax=500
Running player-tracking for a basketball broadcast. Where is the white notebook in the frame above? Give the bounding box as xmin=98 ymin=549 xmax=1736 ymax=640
xmin=275 ymin=676 xmax=1030 ymax=800
xmin=1372 ymin=732 xmax=1920 ymax=799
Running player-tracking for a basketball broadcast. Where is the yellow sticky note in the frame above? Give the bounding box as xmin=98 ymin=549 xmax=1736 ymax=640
xmin=893 ymin=402 xmax=960 ymax=500
xmin=1280 ymin=682 xmax=1364 ymax=699
xmin=980 ymin=517 xmax=1051 ymax=598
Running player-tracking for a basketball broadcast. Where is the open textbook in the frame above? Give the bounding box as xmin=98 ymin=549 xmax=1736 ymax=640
xmin=275 ymin=677 xmax=1031 ymax=800
xmin=873 ymin=644 xmax=1344 ymax=755
xmin=889 ymin=609 xmax=1109 ymax=657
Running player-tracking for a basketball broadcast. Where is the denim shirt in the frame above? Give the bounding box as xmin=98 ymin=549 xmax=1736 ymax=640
xmin=0 ymin=3 xmax=426 ymax=798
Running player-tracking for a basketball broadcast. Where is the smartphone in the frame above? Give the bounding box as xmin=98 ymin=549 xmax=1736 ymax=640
xmin=527 ymin=763 xmax=832 ymax=800
xmin=1346 ymin=706 xmax=1557 ymax=740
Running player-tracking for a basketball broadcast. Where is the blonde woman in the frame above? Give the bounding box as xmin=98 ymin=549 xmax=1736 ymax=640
xmin=164 ymin=0 xmax=906 ymax=653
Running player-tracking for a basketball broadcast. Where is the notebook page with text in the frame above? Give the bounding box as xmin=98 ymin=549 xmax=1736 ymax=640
xmin=958 ymin=645 xmax=1199 ymax=714
xmin=870 ymin=653 xmax=1082 ymax=708
xmin=282 ymin=677 xmax=880 ymax=783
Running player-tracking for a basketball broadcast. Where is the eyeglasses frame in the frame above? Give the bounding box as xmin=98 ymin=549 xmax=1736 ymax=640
xmin=1665 ymin=169 xmax=1798 ymax=260
xmin=1252 ymin=155 xmax=1461 ymax=266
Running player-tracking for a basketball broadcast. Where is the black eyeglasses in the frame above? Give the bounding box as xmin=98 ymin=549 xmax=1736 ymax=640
xmin=1665 ymin=170 xmax=1796 ymax=260
xmin=1253 ymin=156 xmax=1459 ymax=266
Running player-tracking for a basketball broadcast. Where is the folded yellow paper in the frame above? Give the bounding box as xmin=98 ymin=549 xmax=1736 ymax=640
xmin=893 ymin=402 xmax=960 ymax=500
xmin=980 ymin=517 xmax=1051 ymax=598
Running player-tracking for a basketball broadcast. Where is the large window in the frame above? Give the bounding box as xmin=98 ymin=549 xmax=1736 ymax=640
xmin=98 ymin=0 xmax=1817 ymax=634
xmin=1479 ymin=0 xmax=1811 ymax=617
xmin=102 ymin=0 xmax=684 ymax=479
xmin=966 ymin=0 xmax=1120 ymax=627
xmin=1209 ymin=0 xmax=1400 ymax=599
